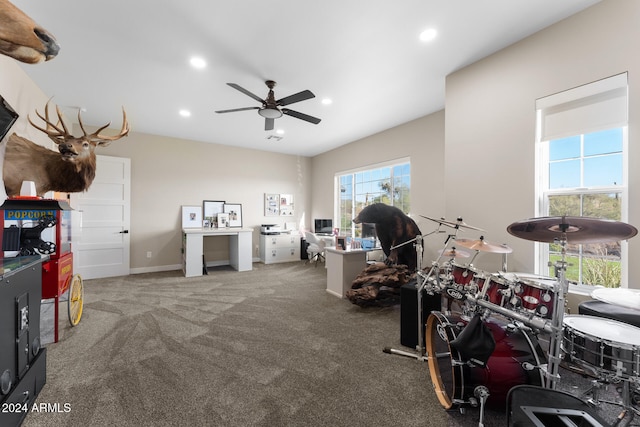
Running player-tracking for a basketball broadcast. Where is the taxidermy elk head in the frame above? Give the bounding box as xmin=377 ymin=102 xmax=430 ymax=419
xmin=3 ymin=100 xmax=129 ymax=196
xmin=0 ymin=0 xmax=59 ymax=63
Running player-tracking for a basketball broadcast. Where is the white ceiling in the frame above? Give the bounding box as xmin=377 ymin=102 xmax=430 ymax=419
xmin=12 ymin=0 xmax=600 ymax=157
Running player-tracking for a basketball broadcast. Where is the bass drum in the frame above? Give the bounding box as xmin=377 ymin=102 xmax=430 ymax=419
xmin=426 ymin=311 xmax=547 ymax=410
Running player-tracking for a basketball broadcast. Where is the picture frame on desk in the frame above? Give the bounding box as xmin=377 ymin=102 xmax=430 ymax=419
xmin=203 ymin=200 xmax=225 ymax=218
xmin=223 ymin=203 xmax=242 ymax=227
xmin=217 ymin=212 xmax=229 ymax=228
xmin=181 ymin=205 xmax=202 ymax=228
xmin=336 ymin=236 xmax=347 ymax=250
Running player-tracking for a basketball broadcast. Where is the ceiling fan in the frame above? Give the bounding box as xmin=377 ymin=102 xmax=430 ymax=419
xmin=215 ymin=80 xmax=321 ymax=131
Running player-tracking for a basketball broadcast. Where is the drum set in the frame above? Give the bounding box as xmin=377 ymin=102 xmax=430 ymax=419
xmin=385 ymin=215 xmax=640 ymax=426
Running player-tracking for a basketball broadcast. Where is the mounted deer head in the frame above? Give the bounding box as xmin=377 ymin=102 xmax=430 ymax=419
xmin=2 ymin=100 xmax=129 ymax=196
xmin=0 ymin=0 xmax=60 ymax=63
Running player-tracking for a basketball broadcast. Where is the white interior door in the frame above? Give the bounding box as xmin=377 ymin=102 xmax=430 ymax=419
xmin=69 ymin=155 xmax=131 ymax=279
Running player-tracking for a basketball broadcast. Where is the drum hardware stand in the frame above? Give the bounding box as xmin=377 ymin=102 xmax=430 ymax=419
xmin=383 ymin=223 xmax=463 ymax=361
xmin=474 ymin=386 xmax=490 ymax=427
xmin=544 ymin=238 xmax=569 ymax=391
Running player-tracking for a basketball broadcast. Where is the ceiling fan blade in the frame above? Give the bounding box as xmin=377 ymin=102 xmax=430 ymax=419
xmin=215 ymin=106 xmax=260 ymax=113
xmin=277 ymin=90 xmax=315 ymax=106
xmin=282 ymin=108 xmax=321 ymax=124
xmin=264 ymin=118 xmax=275 ymax=131
xmin=227 ymin=83 xmax=265 ymax=103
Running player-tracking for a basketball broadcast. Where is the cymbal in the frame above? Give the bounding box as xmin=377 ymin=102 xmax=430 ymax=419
xmin=438 ymin=247 xmax=470 ymax=258
xmin=420 ymin=215 xmax=485 ymax=231
xmin=507 ymin=216 xmax=638 ymax=244
xmin=454 ymin=237 xmax=513 ymax=253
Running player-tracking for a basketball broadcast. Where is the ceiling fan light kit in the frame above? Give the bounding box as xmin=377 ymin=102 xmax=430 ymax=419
xmin=216 ymin=80 xmax=321 ymax=131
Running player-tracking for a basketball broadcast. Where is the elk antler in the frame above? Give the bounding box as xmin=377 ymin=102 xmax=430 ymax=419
xmin=78 ymin=107 xmax=129 ymax=146
xmin=27 ymin=99 xmax=72 ymax=144
xmin=28 ymin=99 xmax=129 ymax=146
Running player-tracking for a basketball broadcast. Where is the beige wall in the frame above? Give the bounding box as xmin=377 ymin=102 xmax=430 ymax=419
xmin=310 ymin=110 xmax=447 ymax=260
xmin=445 ymin=0 xmax=640 ymax=285
xmin=99 ymin=131 xmax=311 ymax=271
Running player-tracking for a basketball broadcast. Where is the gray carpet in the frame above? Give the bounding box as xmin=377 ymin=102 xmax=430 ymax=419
xmin=21 ymin=262 xmax=636 ymax=426
xmin=23 ymin=262 xmax=452 ymax=427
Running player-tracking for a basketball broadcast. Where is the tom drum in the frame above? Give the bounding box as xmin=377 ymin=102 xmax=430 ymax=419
xmin=510 ymin=277 xmax=557 ymax=319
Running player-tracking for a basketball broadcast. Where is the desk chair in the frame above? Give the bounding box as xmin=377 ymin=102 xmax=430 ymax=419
xmin=304 ymin=232 xmax=326 ymax=266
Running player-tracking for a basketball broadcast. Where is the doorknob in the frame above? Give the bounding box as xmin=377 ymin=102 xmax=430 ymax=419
xmin=119 ymin=230 xmax=129 ymax=234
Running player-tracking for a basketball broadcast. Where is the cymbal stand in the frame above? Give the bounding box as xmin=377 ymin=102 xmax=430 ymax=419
xmin=544 ymin=237 xmax=569 ymax=390
xmin=383 ymin=226 xmax=460 ymax=361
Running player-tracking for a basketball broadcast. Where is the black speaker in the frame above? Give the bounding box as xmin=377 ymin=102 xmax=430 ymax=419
xmin=400 ymin=281 xmax=442 ymax=349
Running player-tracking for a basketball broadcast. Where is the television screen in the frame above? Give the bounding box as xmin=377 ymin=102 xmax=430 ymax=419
xmin=0 ymin=96 xmax=18 ymax=141
xmin=314 ymin=219 xmax=333 ymax=234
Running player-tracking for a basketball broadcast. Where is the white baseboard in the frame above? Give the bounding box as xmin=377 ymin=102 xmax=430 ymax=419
xmin=129 ymin=257 xmax=261 ymax=275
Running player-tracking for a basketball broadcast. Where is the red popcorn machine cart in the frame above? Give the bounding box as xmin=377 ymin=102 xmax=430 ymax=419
xmin=0 ymin=198 xmax=84 ymax=343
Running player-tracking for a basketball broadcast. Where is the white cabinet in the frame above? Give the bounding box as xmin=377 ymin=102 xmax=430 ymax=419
xmin=260 ymin=233 xmax=300 ymax=264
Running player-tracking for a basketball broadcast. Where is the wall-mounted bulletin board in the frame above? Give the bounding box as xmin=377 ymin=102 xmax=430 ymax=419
xmin=264 ymin=193 xmax=294 ymax=217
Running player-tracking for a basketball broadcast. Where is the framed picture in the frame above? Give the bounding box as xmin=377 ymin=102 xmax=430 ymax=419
xmin=203 ymin=200 xmax=225 ymax=226
xmin=280 ymin=194 xmax=294 ymax=216
xmin=217 ymin=212 xmax=229 ymax=228
xmin=181 ymin=205 xmax=202 ymax=228
xmin=223 ymin=203 xmax=243 ymax=227
xmin=264 ymin=193 xmax=279 ymax=216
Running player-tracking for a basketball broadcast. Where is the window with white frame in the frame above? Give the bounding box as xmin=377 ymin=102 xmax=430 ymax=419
xmin=337 ymin=159 xmax=411 ymax=238
xmin=535 ymin=73 xmax=628 ymax=288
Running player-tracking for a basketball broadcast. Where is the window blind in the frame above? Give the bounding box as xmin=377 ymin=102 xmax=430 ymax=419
xmin=536 ymin=73 xmax=628 ymax=141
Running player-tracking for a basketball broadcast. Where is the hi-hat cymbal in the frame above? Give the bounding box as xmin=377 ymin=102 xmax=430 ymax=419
xmin=420 ymin=215 xmax=485 ymax=231
xmin=455 ymin=237 xmax=513 ymax=253
xmin=507 ymin=216 xmax=638 ymax=244
xmin=438 ymin=247 xmax=471 ymax=258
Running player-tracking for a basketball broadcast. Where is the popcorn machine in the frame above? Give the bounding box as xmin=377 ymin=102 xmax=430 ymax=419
xmin=0 ymin=198 xmax=84 ymax=343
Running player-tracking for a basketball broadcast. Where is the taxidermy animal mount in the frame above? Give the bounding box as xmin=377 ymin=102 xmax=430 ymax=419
xmin=3 ymin=100 xmax=129 ymax=196
xmin=0 ymin=0 xmax=59 ymax=63
xmin=353 ymin=203 xmax=421 ymax=271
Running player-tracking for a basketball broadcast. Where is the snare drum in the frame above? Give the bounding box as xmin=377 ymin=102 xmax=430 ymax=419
xmin=511 ymin=277 xmax=557 ymax=319
xmin=427 ymin=312 xmax=546 ymax=410
xmin=562 ymin=315 xmax=640 ymax=379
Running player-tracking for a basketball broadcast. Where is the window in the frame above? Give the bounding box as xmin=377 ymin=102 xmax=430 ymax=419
xmin=337 ymin=159 xmax=411 ymax=238
xmin=536 ymin=74 xmax=628 ymax=288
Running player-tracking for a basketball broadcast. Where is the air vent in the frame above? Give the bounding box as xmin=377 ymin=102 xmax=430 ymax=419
xmin=266 ymin=135 xmax=283 ymax=141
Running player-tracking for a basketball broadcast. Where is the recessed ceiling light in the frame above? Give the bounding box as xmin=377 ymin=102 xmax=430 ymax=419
xmin=179 ymin=109 xmax=191 ymax=117
xmin=189 ymin=57 xmax=206 ymax=69
xmin=419 ymin=28 xmax=437 ymax=42
xmin=321 ymin=98 xmax=333 ymax=105
xmin=276 ymin=129 xmax=285 ymax=135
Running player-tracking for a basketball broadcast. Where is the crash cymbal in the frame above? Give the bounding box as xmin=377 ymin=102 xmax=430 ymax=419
xmin=454 ymin=237 xmax=513 ymax=253
xmin=438 ymin=247 xmax=471 ymax=258
xmin=507 ymin=216 xmax=638 ymax=244
xmin=420 ymin=215 xmax=485 ymax=231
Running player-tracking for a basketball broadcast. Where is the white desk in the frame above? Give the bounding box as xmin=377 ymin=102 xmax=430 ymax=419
xmin=182 ymin=228 xmax=253 ymax=277
xmin=325 ymin=246 xmax=371 ymax=298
